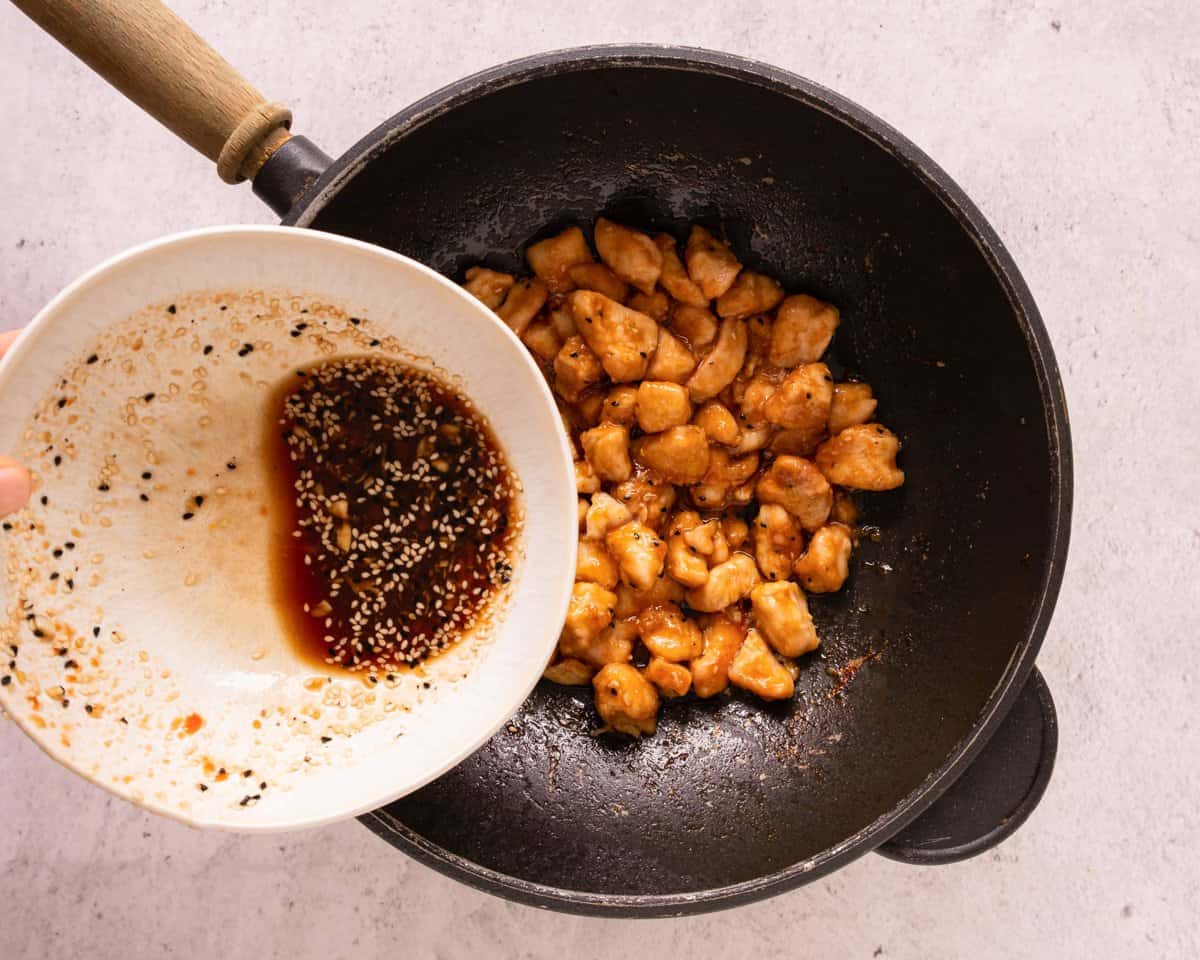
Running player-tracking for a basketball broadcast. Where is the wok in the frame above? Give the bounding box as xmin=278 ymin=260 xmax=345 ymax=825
xmin=15 ymin=0 xmax=1071 ymax=917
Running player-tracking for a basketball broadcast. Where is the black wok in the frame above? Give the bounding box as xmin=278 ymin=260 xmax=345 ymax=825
xmin=17 ymin=1 xmax=1071 ymax=918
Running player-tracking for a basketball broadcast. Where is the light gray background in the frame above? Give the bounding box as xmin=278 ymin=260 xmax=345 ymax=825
xmin=1 ymin=1 xmax=1196 ymax=957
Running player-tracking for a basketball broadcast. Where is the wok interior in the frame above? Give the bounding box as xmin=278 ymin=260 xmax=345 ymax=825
xmin=311 ymin=64 xmax=1057 ymax=896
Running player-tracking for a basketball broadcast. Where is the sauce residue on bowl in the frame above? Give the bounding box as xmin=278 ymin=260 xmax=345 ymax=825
xmin=265 ymin=355 xmax=519 ymax=673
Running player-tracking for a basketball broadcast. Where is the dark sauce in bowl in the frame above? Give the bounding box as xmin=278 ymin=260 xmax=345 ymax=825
xmin=265 ymin=355 xmax=519 ymax=673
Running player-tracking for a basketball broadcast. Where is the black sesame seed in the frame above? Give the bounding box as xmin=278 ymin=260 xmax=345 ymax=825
xmin=64 ymin=659 xmax=78 ymax=670
xmin=49 ymin=572 xmax=59 ymax=581
xmin=86 ymin=354 xmax=99 ymax=365
xmin=320 ymin=736 xmax=332 ymax=743
xmin=53 ymin=455 xmax=62 ymax=466
xmin=92 ymin=627 xmax=100 ymax=637
xmin=139 ymin=493 xmax=149 ymax=502
xmin=98 ymin=483 xmax=110 ymax=492
xmin=85 ymin=704 xmax=93 ymax=714
xmin=226 ymin=461 xmax=237 ymax=471
xmin=203 ymin=345 xmax=213 ymax=355
xmin=193 ymin=495 xmax=204 ymax=507
xmin=142 ymin=471 xmax=152 ymax=480
xmin=0 ymin=676 xmax=10 ymax=686
xmin=182 ymin=512 xmax=194 ymax=521
xmin=143 ymin=392 xmax=156 ymax=402
xmin=65 ymin=541 xmax=75 ymax=550
xmin=198 ymin=783 xmax=208 ymax=791
xmin=57 ymin=398 xmax=67 ymax=409
xmin=53 ymin=548 xmax=63 ymax=557
xmin=1 ymin=523 xmax=11 ymax=532
xmin=238 ymin=344 xmax=254 ymax=357
xmin=349 ymin=317 xmax=361 ymax=326
xmin=167 ymin=304 xmax=176 ymax=314
xmin=65 ymin=578 xmax=74 ymax=590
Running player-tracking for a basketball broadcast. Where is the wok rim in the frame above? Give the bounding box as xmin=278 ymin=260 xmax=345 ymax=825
xmin=287 ymin=44 xmax=1074 ymax=917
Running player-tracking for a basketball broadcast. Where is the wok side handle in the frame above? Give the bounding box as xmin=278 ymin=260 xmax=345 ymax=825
xmin=12 ymin=0 xmax=293 ymax=184
xmin=877 ymin=668 xmax=1058 ymax=865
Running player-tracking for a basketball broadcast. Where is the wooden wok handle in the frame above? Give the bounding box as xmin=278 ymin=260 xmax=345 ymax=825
xmin=12 ymin=0 xmax=292 ymax=183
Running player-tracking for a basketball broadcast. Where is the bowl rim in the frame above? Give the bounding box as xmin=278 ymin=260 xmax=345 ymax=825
xmin=300 ymin=45 xmax=1075 ymax=915
xmin=0 ymin=223 xmax=578 ymax=833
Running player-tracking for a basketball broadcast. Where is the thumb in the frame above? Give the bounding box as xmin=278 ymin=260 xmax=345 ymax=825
xmin=0 ymin=457 xmax=32 ymax=517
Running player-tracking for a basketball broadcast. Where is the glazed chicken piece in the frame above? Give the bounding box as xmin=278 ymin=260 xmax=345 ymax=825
xmin=570 ymin=290 xmax=659 ymax=382
xmin=828 ymin=382 xmax=879 ymax=435
xmin=627 ymin=289 xmax=671 ymax=323
xmin=769 ymin=294 xmax=839 ymax=366
xmin=521 ymin=318 xmax=563 ymax=364
xmin=553 ymin=336 xmax=604 ymax=402
xmin=462 ymin=266 xmax=515 ymax=309
xmin=693 ymin=399 xmax=741 ymax=446
xmin=665 ymin=509 xmax=709 ymax=588
xmin=715 ymin=271 xmax=785 ymax=319
xmin=613 ymin=575 xmax=685 ymax=618
xmin=638 ymin=602 xmax=705 ymax=662
xmin=584 ymin=491 xmax=633 ymax=540
xmin=593 ymin=663 xmax=660 ymax=736
xmin=691 ymin=614 xmax=746 ymax=698
xmin=668 ymin=303 xmax=719 ymax=349
xmin=576 ymin=538 xmax=619 ymax=589
xmin=685 ymin=553 xmax=760 ymax=612
xmin=645 ymin=328 xmax=697 ymax=383
xmin=605 ymin=520 xmax=667 ymax=591
xmin=752 ymin=503 xmax=804 ymax=582
xmin=644 ymin=657 xmax=692 ymax=697
xmin=756 ymin=455 xmax=833 ymax=531
xmin=496 ymin=277 xmax=548 ymax=335
xmin=610 ymin=475 xmax=677 ymax=531
xmin=689 ymin=448 xmax=759 ymax=511
xmin=560 ymin=617 xmax=637 ymax=667
xmin=563 ymin=581 xmax=617 ymax=647
xmin=684 ymin=225 xmax=742 ymax=299
xmin=635 ymin=380 xmax=693 ymax=433
xmin=764 ymin=363 xmax=834 ymax=433
xmin=567 ymin=262 xmax=630 ymax=302
xmin=654 ymin=233 xmax=709 ymax=307
xmin=602 ymin=384 xmax=639 ymax=426
xmin=633 ymin=425 xmax=710 ymax=484
xmin=543 ymin=657 xmax=595 ymax=686
xmin=792 ymin=523 xmax=854 ymax=593
xmin=594 ymin=218 xmax=663 ymax=294
xmin=525 ymin=226 xmax=594 ymax=293
xmin=750 ymin=581 xmax=820 ymax=657
xmin=815 ymin=424 xmax=905 ymax=490
xmin=686 ymin=317 xmax=748 ymax=402
xmin=580 ymin=422 xmax=632 ymax=483
xmin=727 ymin=628 xmax=795 ymax=700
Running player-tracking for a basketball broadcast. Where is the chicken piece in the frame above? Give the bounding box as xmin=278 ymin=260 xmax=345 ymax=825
xmin=690 ymin=448 xmax=759 ymax=511
xmin=686 ymin=553 xmax=760 ymax=612
xmin=594 ymin=218 xmax=663 ymax=295
xmin=561 ymin=617 xmax=637 ymax=667
xmin=584 ymin=491 xmax=632 ymax=540
xmin=593 ymin=663 xmax=660 ymax=736
xmin=793 ymin=523 xmax=853 ymax=593
xmin=521 ymin=318 xmax=564 ymax=364
xmin=691 ymin=614 xmax=746 ymax=698
xmin=525 ymin=226 xmax=594 ymax=293
xmin=667 ymin=509 xmax=703 ymax=537
xmin=756 ymin=455 xmax=833 ymax=531
xmin=601 ymin=384 xmax=639 ymax=426
xmin=553 ymin=336 xmax=605 ymax=402
xmin=654 ymin=234 xmax=709 ymax=307
xmin=573 ymin=390 xmax=605 ymax=428
xmin=770 ymin=294 xmax=840 ymax=366
xmin=694 ymin=400 xmax=741 ymax=446
xmin=644 ymin=657 xmax=692 ymax=697
xmin=543 ymin=658 xmax=595 ymax=686
xmin=753 ymin=503 xmax=804 ymax=582
xmin=632 ymin=425 xmax=710 ymax=484
xmin=627 ymin=289 xmax=671 ymax=323
xmin=686 ymin=317 xmax=748 ymax=402
xmin=729 ymin=424 xmax=772 ymax=456
xmin=739 ymin=371 xmax=779 ymax=428
xmin=575 ymin=459 xmax=601 ymax=494
xmin=638 ymin=602 xmax=704 ymax=661
xmin=570 ymin=290 xmax=659 ymax=382
xmin=681 ymin=518 xmax=727 ymax=561
xmin=668 ymin=303 xmax=719 ymax=349
xmin=563 ymin=581 xmax=617 ymax=646
xmin=828 ymin=382 xmax=878 ymax=435
xmin=763 ymin=362 xmax=840 ymax=456
xmin=715 ymin=271 xmax=785 ymax=319
xmin=605 ymin=520 xmax=667 ymax=591
xmin=580 ymin=422 xmax=632 ymax=483
xmin=723 ymin=517 xmax=750 ymax=551
xmin=727 ymin=628 xmax=795 ymax=700
xmin=730 ymin=480 xmax=757 ymax=507
xmin=750 ymin=581 xmax=819 ymax=657
xmin=666 ymin=520 xmax=709 ymax=588
xmin=645 ymin=328 xmax=697 ymax=384
xmin=611 ymin=476 xmax=677 ymax=531
xmin=614 ymin=575 xmax=685 ymax=618
xmin=546 ymin=298 xmax=579 ymax=341
xmin=496 ymin=277 xmax=548 ymax=335
xmin=685 ymin=225 xmax=742 ymax=299
xmin=831 ymin=489 xmax=858 ymax=527
xmin=815 ymin=424 xmax=905 ymax=491
xmin=577 ymin=497 xmax=590 ymax=532
xmin=462 ymin=266 xmax=515 ymax=309
xmin=576 ymin=538 xmax=619 ymax=589
xmin=635 ymin=380 xmax=693 ymax=433
xmin=770 ymin=427 xmax=823 ymax=458
xmin=567 ymin=261 xmax=631 ymax=302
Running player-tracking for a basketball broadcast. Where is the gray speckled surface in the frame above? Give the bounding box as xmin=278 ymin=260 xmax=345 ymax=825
xmin=1 ymin=1 xmax=1197 ymax=957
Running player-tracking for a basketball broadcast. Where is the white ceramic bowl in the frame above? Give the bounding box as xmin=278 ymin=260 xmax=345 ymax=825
xmin=0 ymin=226 xmax=576 ymax=830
